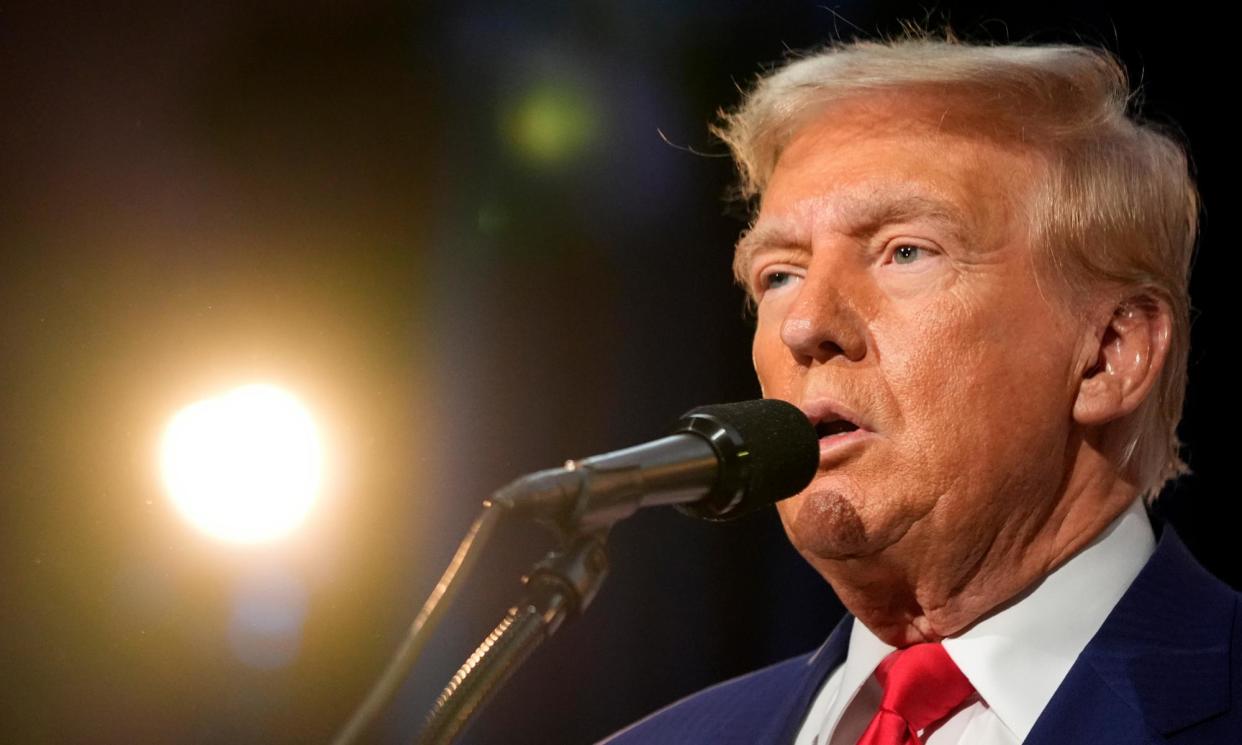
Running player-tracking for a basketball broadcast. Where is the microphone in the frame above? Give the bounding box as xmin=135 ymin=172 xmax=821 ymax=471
xmin=491 ymin=399 xmax=818 ymax=531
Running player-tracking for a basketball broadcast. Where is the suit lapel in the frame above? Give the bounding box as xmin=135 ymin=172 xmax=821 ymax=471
xmin=757 ymin=612 xmax=854 ymax=744
xmin=1025 ymin=526 xmax=1236 ymax=744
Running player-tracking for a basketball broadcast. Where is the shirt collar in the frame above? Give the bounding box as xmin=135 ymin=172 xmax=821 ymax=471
xmin=841 ymin=498 xmax=1156 ymax=741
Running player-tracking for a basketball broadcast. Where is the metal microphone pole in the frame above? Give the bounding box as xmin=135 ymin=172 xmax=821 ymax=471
xmin=413 ymin=531 xmax=609 ymax=745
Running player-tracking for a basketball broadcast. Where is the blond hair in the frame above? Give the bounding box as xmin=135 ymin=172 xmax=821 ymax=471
xmin=714 ymin=35 xmax=1198 ymax=502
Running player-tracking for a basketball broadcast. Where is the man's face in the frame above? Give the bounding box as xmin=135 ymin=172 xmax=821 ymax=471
xmin=743 ymin=94 xmax=1094 ymax=570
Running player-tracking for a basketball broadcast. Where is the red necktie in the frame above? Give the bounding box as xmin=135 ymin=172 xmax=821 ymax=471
xmin=854 ymin=643 xmax=975 ymax=745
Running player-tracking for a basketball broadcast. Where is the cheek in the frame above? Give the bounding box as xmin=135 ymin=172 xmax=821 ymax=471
xmin=873 ymin=303 xmax=982 ymax=419
xmin=871 ymin=298 xmax=1024 ymax=481
xmin=876 ymin=291 xmax=1078 ymax=471
xmin=751 ymin=315 xmax=791 ymax=396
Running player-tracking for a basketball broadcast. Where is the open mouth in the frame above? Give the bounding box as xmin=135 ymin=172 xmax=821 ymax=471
xmin=815 ymin=419 xmax=860 ymax=438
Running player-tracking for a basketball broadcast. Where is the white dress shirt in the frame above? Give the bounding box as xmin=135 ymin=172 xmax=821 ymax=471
xmin=793 ymin=498 xmax=1156 ymax=745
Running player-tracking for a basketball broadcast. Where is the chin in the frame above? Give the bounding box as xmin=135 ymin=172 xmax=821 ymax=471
xmin=779 ymin=484 xmax=875 ymax=560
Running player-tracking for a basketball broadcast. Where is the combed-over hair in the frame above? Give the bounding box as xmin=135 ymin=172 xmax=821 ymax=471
xmin=714 ymin=34 xmax=1198 ymax=502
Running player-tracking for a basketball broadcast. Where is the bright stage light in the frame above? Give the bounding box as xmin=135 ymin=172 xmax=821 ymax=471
xmin=160 ymin=384 xmax=324 ymax=544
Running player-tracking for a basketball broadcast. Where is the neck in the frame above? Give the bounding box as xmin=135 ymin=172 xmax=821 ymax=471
xmin=814 ymin=440 xmax=1141 ymax=647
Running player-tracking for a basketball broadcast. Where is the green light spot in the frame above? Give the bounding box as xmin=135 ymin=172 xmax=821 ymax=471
xmin=503 ymin=84 xmax=599 ymax=165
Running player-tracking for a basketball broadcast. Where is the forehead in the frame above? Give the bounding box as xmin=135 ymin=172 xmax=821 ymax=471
xmin=742 ymin=92 xmax=1042 ymax=256
xmin=741 ymin=187 xmax=974 ymax=252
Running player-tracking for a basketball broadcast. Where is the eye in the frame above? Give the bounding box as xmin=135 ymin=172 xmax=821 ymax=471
xmin=754 ymin=266 xmax=804 ymax=298
xmin=761 ymin=270 xmax=795 ymax=290
xmin=891 ymin=245 xmax=926 ymax=265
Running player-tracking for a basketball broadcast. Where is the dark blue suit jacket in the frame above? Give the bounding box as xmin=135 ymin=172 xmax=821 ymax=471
xmin=600 ymin=526 xmax=1240 ymax=744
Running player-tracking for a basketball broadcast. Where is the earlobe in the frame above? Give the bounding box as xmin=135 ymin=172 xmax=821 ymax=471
xmin=1072 ymin=296 xmax=1172 ymax=427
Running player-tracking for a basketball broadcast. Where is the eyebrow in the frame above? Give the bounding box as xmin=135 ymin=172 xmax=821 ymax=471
xmin=733 ymin=221 xmax=805 ymax=286
xmin=733 ymin=193 xmax=973 ymax=287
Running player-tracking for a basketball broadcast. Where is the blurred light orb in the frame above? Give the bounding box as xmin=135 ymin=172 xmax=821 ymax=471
xmin=504 ymin=83 xmax=599 ymax=164
xmin=161 ymin=384 xmax=323 ymax=543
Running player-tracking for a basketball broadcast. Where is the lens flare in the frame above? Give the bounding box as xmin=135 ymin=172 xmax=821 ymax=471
xmin=504 ymin=83 xmax=599 ymax=164
xmin=228 ymin=568 xmax=308 ymax=670
xmin=160 ymin=384 xmax=324 ymax=543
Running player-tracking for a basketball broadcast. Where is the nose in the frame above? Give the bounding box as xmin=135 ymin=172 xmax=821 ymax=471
xmin=778 ymin=268 xmax=868 ymax=364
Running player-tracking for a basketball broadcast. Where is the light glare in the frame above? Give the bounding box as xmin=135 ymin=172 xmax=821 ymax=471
xmin=161 ymin=384 xmax=323 ymax=543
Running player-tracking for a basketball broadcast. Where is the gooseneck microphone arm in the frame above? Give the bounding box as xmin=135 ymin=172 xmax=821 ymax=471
xmin=414 ymin=532 xmax=609 ymax=745
xmin=328 ymin=505 xmax=506 ymax=745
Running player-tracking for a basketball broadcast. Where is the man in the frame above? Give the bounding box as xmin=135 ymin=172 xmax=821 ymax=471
xmin=602 ymin=35 xmax=1238 ymax=744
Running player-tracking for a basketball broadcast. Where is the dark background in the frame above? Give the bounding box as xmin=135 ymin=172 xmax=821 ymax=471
xmin=0 ymin=2 xmax=1233 ymax=743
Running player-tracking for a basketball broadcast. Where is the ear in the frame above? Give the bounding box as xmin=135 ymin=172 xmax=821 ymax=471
xmin=1073 ymin=295 xmax=1173 ymax=426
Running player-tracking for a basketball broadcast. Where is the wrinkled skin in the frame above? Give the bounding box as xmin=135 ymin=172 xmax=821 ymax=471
xmin=742 ymin=93 xmax=1165 ymax=646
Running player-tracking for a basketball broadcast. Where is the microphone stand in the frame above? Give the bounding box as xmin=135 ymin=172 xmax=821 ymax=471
xmin=413 ymin=529 xmax=609 ymax=745
xmin=333 ymin=400 xmax=814 ymax=745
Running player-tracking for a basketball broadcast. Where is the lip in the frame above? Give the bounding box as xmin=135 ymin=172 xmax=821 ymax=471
xmin=799 ymin=398 xmax=872 ymax=433
xmin=816 ymin=427 xmax=873 ymax=462
xmin=799 ymin=399 xmax=875 ymax=465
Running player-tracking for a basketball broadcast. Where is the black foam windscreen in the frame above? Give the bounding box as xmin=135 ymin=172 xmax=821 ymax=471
xmin=675 ymin=398 xmax=818 ymax=520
